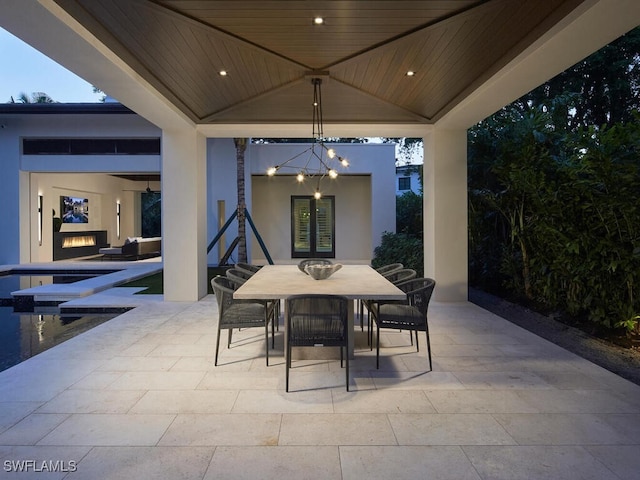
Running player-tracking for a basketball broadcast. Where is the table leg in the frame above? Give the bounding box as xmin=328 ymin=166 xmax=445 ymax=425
xmin=347 ymin=299 xmax=354 ymax=359
xmin=283 ymin=301 xmax=288 ymax=364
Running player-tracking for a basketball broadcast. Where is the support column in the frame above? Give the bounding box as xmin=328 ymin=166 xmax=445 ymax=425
xmin=423 ymin=127 xmax=468 ymax=302
xmin=162 ymin=128 xmax=208 ymax=301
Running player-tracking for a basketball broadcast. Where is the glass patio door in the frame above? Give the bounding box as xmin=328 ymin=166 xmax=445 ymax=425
xmin=291 ymin=196 xmax=335 ymax=258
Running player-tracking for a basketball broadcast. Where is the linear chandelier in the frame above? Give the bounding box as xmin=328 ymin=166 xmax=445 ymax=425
xmin=266 ymin=77 xmax=349 ymax=199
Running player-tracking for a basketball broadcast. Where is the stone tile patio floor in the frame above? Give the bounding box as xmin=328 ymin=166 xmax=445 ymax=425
xmin=1 ymin=295 xmax=639 ymax=479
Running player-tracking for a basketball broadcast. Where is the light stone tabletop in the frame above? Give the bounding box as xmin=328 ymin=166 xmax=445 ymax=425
xmin=233 ymin=264 xmax=406 ymax=359
xmin=233 ymin=264 xmax=405 ymax=301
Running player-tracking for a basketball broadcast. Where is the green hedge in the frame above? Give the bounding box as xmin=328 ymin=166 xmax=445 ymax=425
xmin=469 ymin=108 xmax=640 ymax=332
xmin=372 ymin=231 xmax=423 ymax=277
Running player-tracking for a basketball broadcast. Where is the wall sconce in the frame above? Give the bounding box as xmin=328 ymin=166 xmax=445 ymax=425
xmin=38 ymin=195 xmax=43 ymax=246
xmin=116 ymin=201 xmax=121 ymax=240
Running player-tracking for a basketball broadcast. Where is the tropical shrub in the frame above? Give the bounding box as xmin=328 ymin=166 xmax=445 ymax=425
xmin=469 ymin=106 xmax=640 ymax=331
xmin=470 ymin=27 xmax=640 ymax=333
xmin=373 ymin=184 xmax=424 ymax=276
xmin=396 ymin=190 xmax=423 ymax=238
xmin=372 ymin=231 xmax=423 ymax=277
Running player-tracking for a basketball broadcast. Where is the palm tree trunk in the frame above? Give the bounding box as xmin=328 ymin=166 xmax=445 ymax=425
xmin=234 ymin=138 xmax=248 ymax=263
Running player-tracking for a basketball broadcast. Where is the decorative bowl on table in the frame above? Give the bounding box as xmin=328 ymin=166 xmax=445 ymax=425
xmin=304 ymin=263 xmax=342 ymax=280
xmin=298 ymin=258 xmax=333 ymax=274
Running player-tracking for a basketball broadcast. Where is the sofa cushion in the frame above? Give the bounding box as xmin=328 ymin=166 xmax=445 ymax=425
xmin=100 ymin=237 xmax=161 ymax=259
xmin=137 ymin=237 xmax=161 ymax=243
xmin=99 ymin=247 xmax=123 ymax=255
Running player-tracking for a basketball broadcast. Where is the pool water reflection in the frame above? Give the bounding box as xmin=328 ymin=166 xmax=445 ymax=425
xmin=0 ymin=272 xmax=104 ymax=302
xmin=0 ymin=307 xmax=119 ymax=372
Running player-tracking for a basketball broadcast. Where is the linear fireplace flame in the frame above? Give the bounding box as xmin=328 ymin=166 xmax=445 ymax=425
xmin=62 ymin=235 xmax=96 ymax=248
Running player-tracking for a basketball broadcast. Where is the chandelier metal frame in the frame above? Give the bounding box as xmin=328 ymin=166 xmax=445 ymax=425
xmin=266 ymin=78 xmax=349 ymax=199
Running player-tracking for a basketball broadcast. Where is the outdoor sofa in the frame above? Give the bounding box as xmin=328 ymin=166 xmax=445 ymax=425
xmin=99 ymin=236 xmax=161 ymax=260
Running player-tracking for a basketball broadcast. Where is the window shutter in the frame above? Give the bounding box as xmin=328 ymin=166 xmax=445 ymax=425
xmin=315 ymin=198 xmax=333 ymax=253
xmin=293 ymin=198 xmax=311 ymax=253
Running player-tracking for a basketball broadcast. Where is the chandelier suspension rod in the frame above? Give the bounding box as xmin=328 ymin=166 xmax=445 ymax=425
xmin=312 ymin=78 xmax=323 ymax=139
xmin=266 ymin=76 xmax=348 ymax=197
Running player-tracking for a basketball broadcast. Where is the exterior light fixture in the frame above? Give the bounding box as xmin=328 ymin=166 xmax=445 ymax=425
xmin=313 ymin=17 xmax=324 ymax=25
xmin=219 ymin=70 xmax=228 ymax=76
xmin=38 ymin=194 xmax=43 ymax=246
xmin=116 ymin=201 xmax=121 ymax=239
xmin=265 ymin=77 xmax=349 ymax=198
xmin=406 ymin=70 xmax=416 ymax=76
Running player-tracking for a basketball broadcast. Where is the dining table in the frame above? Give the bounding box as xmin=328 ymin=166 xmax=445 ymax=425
xmin=233 ymin=264 xmax=406 ymax=358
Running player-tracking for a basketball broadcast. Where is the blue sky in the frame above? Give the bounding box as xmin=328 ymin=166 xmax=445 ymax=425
xmin=0 ymin=27 xmax=102 ymax=103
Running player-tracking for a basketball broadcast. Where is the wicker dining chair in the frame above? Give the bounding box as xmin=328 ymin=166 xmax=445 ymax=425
xmin=227 ymin=267 xmax=280 ymax=331
xmin=235 ymin=262 xmax=261 ymax=275
xmin=370 ymin=277 xmax=436 ymax=370
xmin=364 ymin=269 xmax=417 ymax=342
xmin=285 ymin=294 xmax=350 ymax=392
xmin=375 ymin=263 xmax=404 ymax=276
xmin=211 ymin=276 xmax=276 ymax=366
xmin=359 ymin=263 xmax=405 ymax=330
xmin=383 ymin=268 xmax=417 ymax=285
xmin=225 ymin=268 xmax=253 ymax=288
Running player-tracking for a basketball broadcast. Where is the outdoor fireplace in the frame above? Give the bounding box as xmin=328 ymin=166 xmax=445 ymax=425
xmin=53 ymin=230 xmax=108 ymax=260
xmin=62 ymin=235 xmax=97 ymax=248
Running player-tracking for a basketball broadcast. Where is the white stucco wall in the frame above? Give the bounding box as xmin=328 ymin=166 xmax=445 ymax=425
xmin=396 ymin=168 xmax=422 ymax=196
xmin=206 ymin=141 xmax=396 ymax=265
xmin=0 ymin=112 xmax=396 ymax=266
xmin=250 ymin=175 xmax=372 ymax=264
xmin=18 ymin=114 xmax=161 ymax=174
xmin=0 ymin=111 xmax=161 ymax=263
xmin=0 ymin=122 xmax=21 ymax=264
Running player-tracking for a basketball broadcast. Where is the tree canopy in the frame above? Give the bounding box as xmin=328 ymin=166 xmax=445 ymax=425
xmin=521 ymin=27 xmax=640 ymax=130
xmin=10 ymin=92 xmax=55 ymax=103
xmin=468 ymin=26 xmax=640 ymax=333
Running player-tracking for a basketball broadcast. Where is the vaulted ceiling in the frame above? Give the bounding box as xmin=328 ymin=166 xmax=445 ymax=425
xmin=52 ymin=0 xmax=589 ymax=127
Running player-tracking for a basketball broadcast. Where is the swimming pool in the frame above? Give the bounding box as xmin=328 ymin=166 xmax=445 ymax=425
xmin=0 ymin=270 xmax=129 ymax=372
xmin=0 ymin=272 xmax=105 ymax=301
xmin=0 ymin=307 xmax=120 ymax=372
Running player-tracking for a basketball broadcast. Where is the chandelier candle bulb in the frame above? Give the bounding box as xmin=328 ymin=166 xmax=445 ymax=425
xmin=264 ymin=77 xmax=348 ymax=194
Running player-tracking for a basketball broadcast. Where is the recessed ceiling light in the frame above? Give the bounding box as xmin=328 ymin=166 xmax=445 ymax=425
xmin=219 ymin=70 xmax=228 ymax=76
xmin=406 ymin=70 xmax=416 ymax=77
xmin=313 ymin=16 xmax=324 ymax=25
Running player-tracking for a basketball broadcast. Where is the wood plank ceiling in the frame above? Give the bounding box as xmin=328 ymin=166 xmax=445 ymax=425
xmin=55 ymin=0 xmax=587 ymax=126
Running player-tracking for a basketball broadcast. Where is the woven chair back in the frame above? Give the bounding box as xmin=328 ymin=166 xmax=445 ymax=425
xmin=286 ymin=294 xmax=348 ymax=347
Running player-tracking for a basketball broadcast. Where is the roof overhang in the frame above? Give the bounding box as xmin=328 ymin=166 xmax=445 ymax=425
xmin=1 ymin=0 xmax=639 ymax=134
